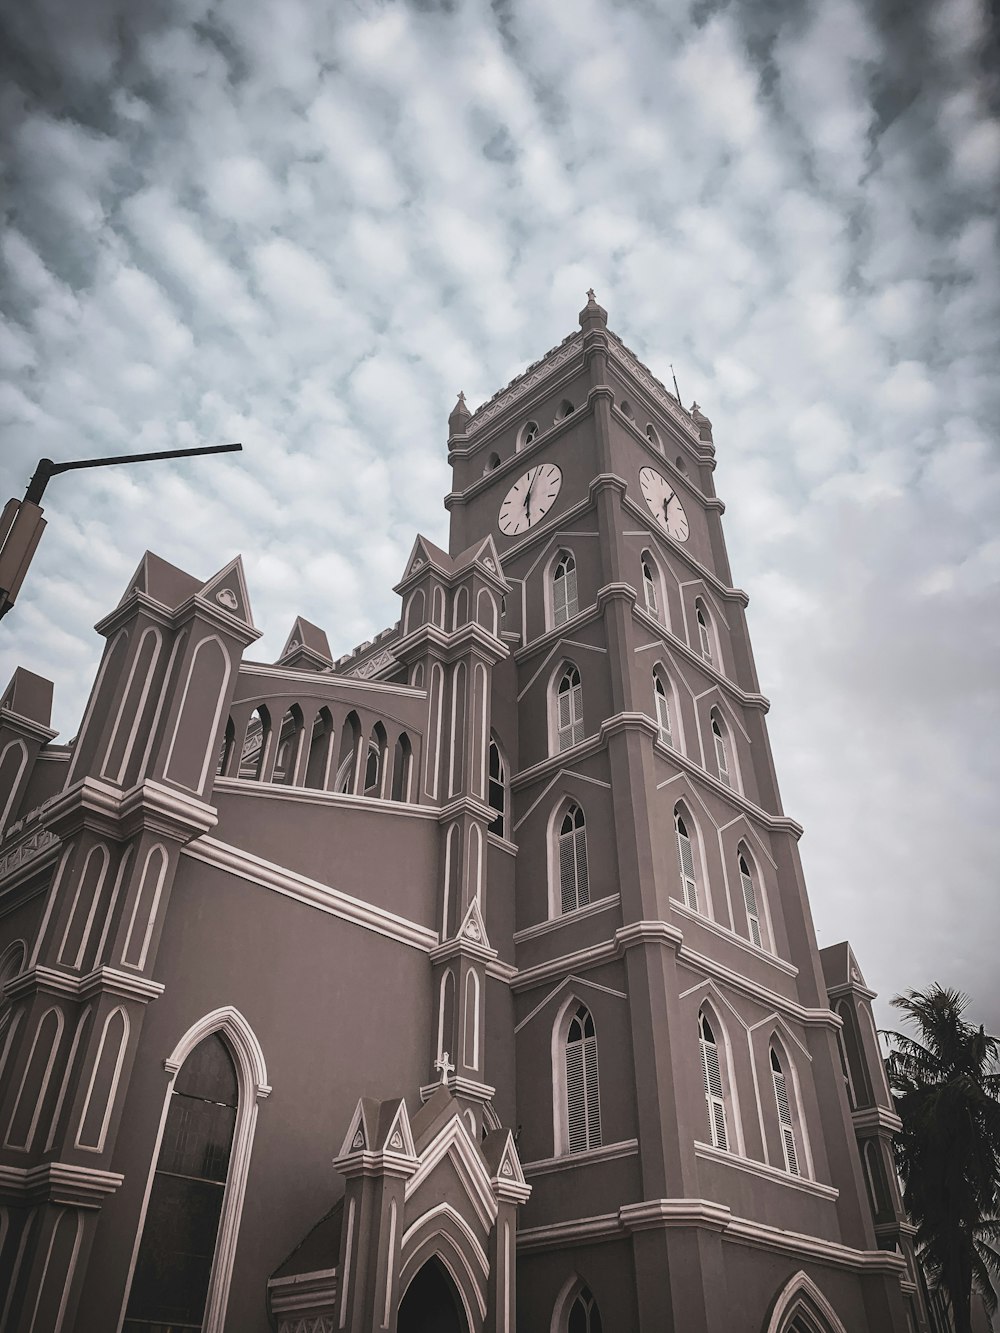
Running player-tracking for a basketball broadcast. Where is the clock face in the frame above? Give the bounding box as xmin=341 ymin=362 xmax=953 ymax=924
xmin=639 ymin=467 xmax=689 ymax=541
xmin=498 ymin=464 xmax=562 ymax=536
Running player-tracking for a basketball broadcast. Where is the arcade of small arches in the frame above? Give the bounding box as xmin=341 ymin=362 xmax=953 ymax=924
xmin=217 ymin=700 xmax=416 ymax=804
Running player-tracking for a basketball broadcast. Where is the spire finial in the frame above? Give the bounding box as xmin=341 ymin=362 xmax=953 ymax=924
xmin=586 ymin=287 xmax=596 ymax=302
xmin=579 ymin=287 xmax=607 ymax=329
xmin=448 ymin=389 xmax=472 ymax=436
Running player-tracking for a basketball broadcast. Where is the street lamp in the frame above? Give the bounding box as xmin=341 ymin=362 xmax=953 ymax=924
xmin=0 ymin=443 xmax=243 ymax=620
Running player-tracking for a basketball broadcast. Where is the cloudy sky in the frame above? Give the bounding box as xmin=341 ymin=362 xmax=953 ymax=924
xmin=1 ymin=0 xmax=998 ymax=1031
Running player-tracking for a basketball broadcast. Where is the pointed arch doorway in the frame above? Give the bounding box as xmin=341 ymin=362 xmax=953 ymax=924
xmin=397 ymin=1256 xmax=469 ymax=1333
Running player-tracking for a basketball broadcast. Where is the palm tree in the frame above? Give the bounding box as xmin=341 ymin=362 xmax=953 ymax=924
xmin=882 ymin=985 xmax=1000 ymax=1333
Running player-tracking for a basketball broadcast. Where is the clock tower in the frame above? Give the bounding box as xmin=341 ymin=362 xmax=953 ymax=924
xmin=441 ymin=291 xmax=922 ymax=1331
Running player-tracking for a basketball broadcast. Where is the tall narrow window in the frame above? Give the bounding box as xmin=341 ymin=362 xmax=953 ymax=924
xmin=240 ymin=706 xmax=270 ymax=781
xmin=674 ymin=808 xmax=699 ymax=910
xmin=215 ymin=717 xmax=235 ymax=777
xmin=568 ymin=1287 xmax=604 ymax=1333
xmin=738 ymin=851 xmax=763 ymax=948
xmin=711 ymin=711 xmax=731 ymax=787
xmin=834 ymin=1001 xmax=859 ymax=1110
xmin=0 ymin=942 xmax=25 ymax=1042
xmin=654 ymin=670 xmax=673 ymax=748
xmin=558 ymin=803 xmax=589 ymax=914
xmin=552 ymin=551 xmax=578 ymax=627
xmin=699 ymin=1012 xmax=728 ymax=1150
xmin=390 ymin=733 xmax=413 ymax=803
xmin=696 ymin=601 xmax=713 ymax=662
xmin=645 ymin=423 xmax=661 ymax=450
xmin=642 ymin=555 xmax=659 ymax=618
xmin=124 ymin=1034 xmax=238 ymax=1331
xmin=864 ymin=1139 xmax=889 ymax=1216
xmin=364 ymin=723 xmax=388 ymax=797
xmin=487 ymin=738 xmax=506 ymax=837
xmin=555 ymin=664 xmax=584 ymax=752
xmin=518 ymin=420 xmax=538 ymax=450
xmin=565 ymin=1004 xmax=601 ymax=1152
xmin=771 ymin=1047 xmax=801 ymax=1175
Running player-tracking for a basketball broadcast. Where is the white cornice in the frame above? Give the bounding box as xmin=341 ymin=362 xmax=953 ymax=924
xmin=513 ymin=894 xmax=620 ymax=944
xmin=181 ymin=836 xmax=439 ymax=952
xmin=212 ymin=778 xmax=438 ymax=819
xmin=0 ymin=1161 xmax=124 ymax=1208
xmin=850 ymin=1106 xmax=903 ymax=1134
xmin=668 ymin=899 xmax=798 ymax=977
xmin=239 ymin=662 xmax=425 ymax=697
xmin=693 ymin=1141 xmax=839 ymax=1200
xmin=0 ymin=706 xmax=58 ymax=743
xmin=517 ymin=1197 xmax=906 ymax=1275
xmin=523 ymin=1138 xmax=638 ymax=1176
xmin=5 ymin=963 xmax=165 ymax=1004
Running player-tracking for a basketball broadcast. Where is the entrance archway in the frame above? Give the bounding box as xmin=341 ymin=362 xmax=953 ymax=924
xmin=398 ymin=1257 xmax=468 ymax=1333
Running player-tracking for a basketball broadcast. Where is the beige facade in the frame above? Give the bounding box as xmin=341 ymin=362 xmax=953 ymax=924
xmin=0 ymin=296 xmax=929 ymax=1331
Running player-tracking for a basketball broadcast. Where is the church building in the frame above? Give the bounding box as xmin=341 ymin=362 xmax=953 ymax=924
xmin=0 ymin=295 xmax=931 ymax=1331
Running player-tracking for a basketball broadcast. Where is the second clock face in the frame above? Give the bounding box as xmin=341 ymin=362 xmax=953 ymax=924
xmin=498 ymin=464 xmax=562 ymax=535
xmin=639 ymin=467 xmax=689 ymax=541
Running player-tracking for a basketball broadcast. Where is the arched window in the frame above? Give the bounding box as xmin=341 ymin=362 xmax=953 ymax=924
xmin=215 ymin=716 xmax=235 ymax=777
xmin=558 ymin=803 xmax=589 ymax=914
xmin=364 ymin=722 xmax=388 ymax=797
xmin=565 ymin=1004 xmax=601 ymax=1152
xmin=335 ymin=712 xmax=362 ymax=794
xmin=711 ymin=710 xmax=732 ymax=788
xmin=0 ymin=941 xmax=25 ymax=1042
xmin=641 ymin=553 xmax=659 ymax=618
xmin=484 ymin=451 xmax=501 ymax=474
xmin=699 ymin=1011 xmax=728 ymax=1150
xmin=645 ymin=423 xmax=661 ymax=450
xmin=674 ymin=806 xmax=699 ymax=910
xmin=620 ymin=399 xmax=634 ymax=420
xmin=487 ymin=737 xmax=507 ymax=837
xmin=124 ymin=1035 xmax=238 ymax=1331
xmin=273 ymin=705 xmax=304 ymax=785
xmin=653 ymin=669 xmax=674 ymax=748
xmin=552 ymin=551 xmax=578 ymax=627
xmin=695 ymin=600 xmax=713 ymax=663
xmin=390 ymin=732 xmax=413 ymax=802
xmin=568 ymin=1286 xmax=604 ymax=1333
xmin=305 ymin=708 xmax=335 ymax=789
xmin=518 ymin=420 xmax=538 ymax=451
xmin=240 ymin=706 xmax=270 ymax=780
xmin=738 ymin=850 xmax=764 ymax=948
xmin=834 ymin=1001 xmax=859 ymax=1110
xmin=554 ymin=664 xmax=584 ymax=752
xmin=555 ymin=399 xmax=574 ymax=421
xmin=771 ymin=1046 xmax=801 ymax=1176
xmin=864 ymin=1139 xmax=890 ymax=1217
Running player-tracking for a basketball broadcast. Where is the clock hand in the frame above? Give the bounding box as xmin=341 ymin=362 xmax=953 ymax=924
xmin=524 ymin=468 xmax=538 ymax=520
xmin=661 ymin=489 xmax=675 ymax=524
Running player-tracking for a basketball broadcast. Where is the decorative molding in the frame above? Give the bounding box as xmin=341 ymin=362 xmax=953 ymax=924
xmin=850 ymin=1106 xmax=903 ymax=1134
xmin=0 ymin=827 xmax=59 ymax=884
xmin=239 ymin=662 xmax=425 ymax=697
xmin=212 ymin=778 xmax=438 ymax=820
xmin=181 ymin=836 xmax=439 ymax=952
xmin=464 ymin=332 xmax=584 ymax=436
xmin=620 ymin=1198 xmax=731 ymax=1232
xmin=523 ymin=1138 xmax=638 ymax=1177
xmin=0 ymin=1160 xmax=124 ymax=1208
xmin=349 ymin=648 xmax=398 ymax=680
xmin=694 ymin=1141 xmax=840 ymax=1200
xmin=669 ymin=899 xmax=798 ymax=977
xmin=513 ymin=894 xmax=620 ymax=944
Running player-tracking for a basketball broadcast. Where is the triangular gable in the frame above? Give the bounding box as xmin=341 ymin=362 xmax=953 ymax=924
xmin=818 ymin=941 xmax=851 ymax=992
xmin=118 ymin=551 xmax=201 ymax=610
xmin=0 ymin=667 xmax=53 ymax=727
xmin=376 ymin=1098 xmax=416 ymax=1157
xmin=279 ymin=616 xmax=332 ymax=667
xmin=458 ymin=898 xmax=491 ymax=952
xmin=846 ymin=945 xmax=867 ymax=988
xmin=451 ymin=534 xmax=506 ymax=585
xmin=481 ymin=1128 xmax=527 ymax=1188
xmin=200 ymin=555 xmax=254 ymax=627
xmin=402 ymin=534 xmax=454 ymax=581
xmin=338 ymin=1096 xmax=380 ymax=1156
xmin=404 ymin=1110 xmax=498 ymax=1233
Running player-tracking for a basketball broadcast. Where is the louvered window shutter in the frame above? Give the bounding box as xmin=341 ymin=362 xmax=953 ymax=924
xmin=655 ymin=685 xmax=673 ymax=747
xmin=772 ymin=1064 xmax=800 ymax=1175
xmin=557 ymin=688 xmax=572 ymax=749
xmin=698 ymin=613 xmax=712 ymax=661
xmin=559 ymin=830 xmax=577 ymax=913
xmin=677 ymin=829 xmax=698 ymax=910
xmin=644 ymin=567 xmax=658 ymax=617
xmin=570 ymin=683 xmax=584 ymax=746
xmin=700 ymin=1037 xmax=728 ymax=1150
xmin=584 ymin=1035 xmax=602 ymax=1148
xmin=574 ymin=826 xmax=590 ymax=907
xmin=565 ymin=564 xmax=578 ymax=619
xmin=566 ymin=1040 xmax=587 ymax=1152
xmin=741 ymin=865 xmax=762 ymax=947
xmin=554 ymin=571 xmax=568 ymax=626
xmin=714 ymin=725 xmax=730 ymax=786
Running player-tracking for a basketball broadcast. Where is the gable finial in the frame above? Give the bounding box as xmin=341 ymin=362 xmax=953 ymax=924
xmin=579 ymin=287 xmax=608 ymax=329
xmin=586 ymin=287 xmax=596 ymax=302
xmin=448 ymin=390 xmax=472 ymax=437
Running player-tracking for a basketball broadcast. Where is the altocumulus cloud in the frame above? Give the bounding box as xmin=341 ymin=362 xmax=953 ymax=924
xmin=1 ymin=0 xmax=998 ymax=1028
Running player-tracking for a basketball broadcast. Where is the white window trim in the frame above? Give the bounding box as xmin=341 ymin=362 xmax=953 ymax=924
xmin=545 ymin=548 xmax=579 ymax=632
xmin=117 ymin=1007 xmax=270 ymax=1333
xmin=694 ymin=598 xmax=718 ymax=666
xmin=550 ymin=995 xmax=601 ymax=1157
xmin=548 ymin=662 xmax=584 ymax=757
xmin=640 ymin=551 xmax=668 ymax=628
xmin=737 ymin=845 xmax=768 ymax=952
xmin=674 ymin=804 xmax=711 ymax=917
xmin=652 ymin=664 xmax=683 ymax=753
xmin=767 ymin=1038 xmax=814 ymax=1180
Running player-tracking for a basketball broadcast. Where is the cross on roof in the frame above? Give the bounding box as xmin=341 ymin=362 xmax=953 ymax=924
xmin=434 ymin=1051 xmax=455 ymax=1085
